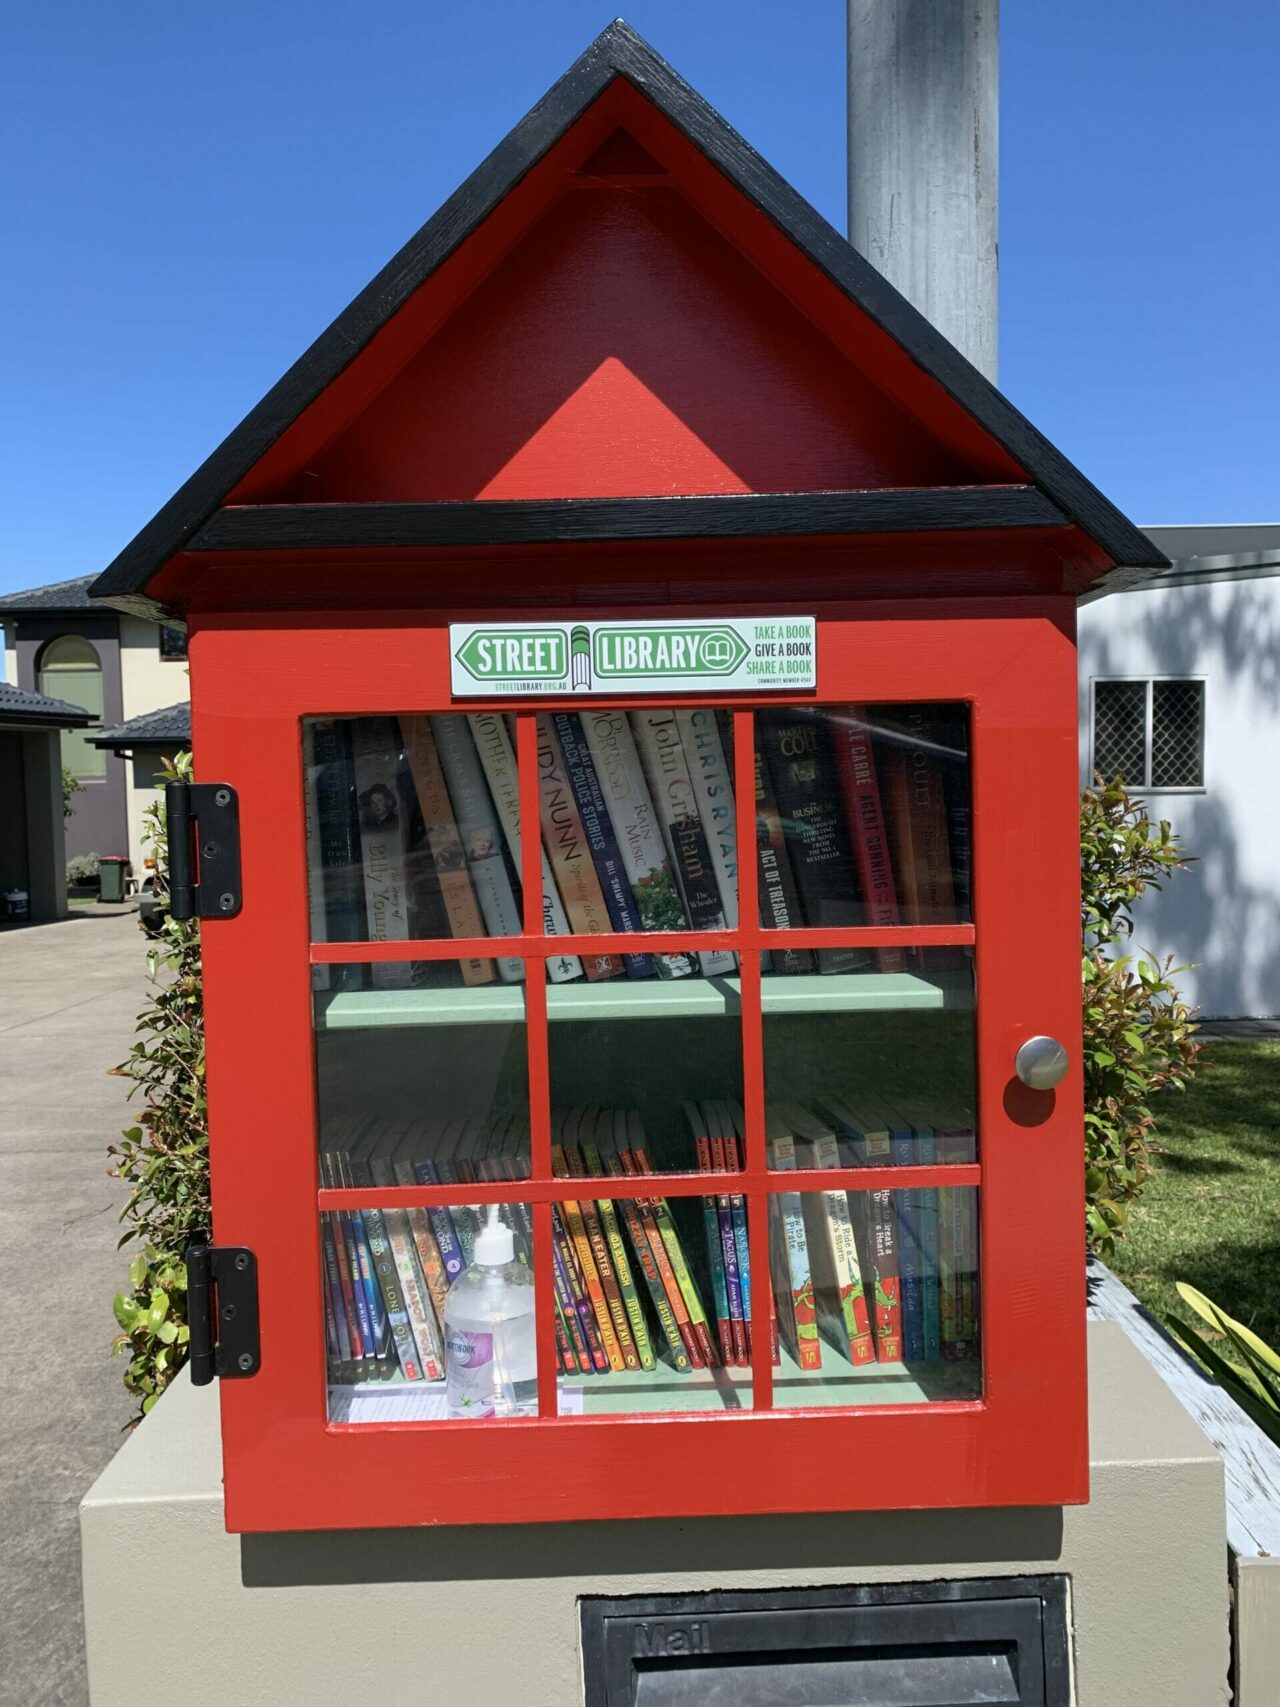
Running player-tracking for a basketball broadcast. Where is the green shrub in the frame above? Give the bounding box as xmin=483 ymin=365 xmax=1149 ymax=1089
xmin=1168 ymin=1283 xmax=1280 ymax=1446
xmin=62 ymin=766 xmax=83 ymax=819
xmin=1081 ymin=777 xmax=1201 ymax=1257
xmin=66 ymin=851 xmax=100 ymax=886
xmin=108 ymin=752 xmax=208 ymax=1417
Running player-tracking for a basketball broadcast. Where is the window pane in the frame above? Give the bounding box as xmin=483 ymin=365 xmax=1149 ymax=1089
xmin=550 ymin=1118 xmax=753 ymax=1416
xmin=767 ymin=1185 xmax=980 ymax=1407
xmin=313 ymin=959 xmax=531 ymax=1172
xmin=323 ymin=1185 xmax=539 ymax=1425
xmin=41 ymin=639 xmax=106 ymax=781
xmin=302 ymin=714 xmax=525 ymax=950
xmin=762 ymin=950 xmax=977 ymax=1163
xmin=1151 ymin=680 xmax=1204 ymax=788
xmin=755 ymin=703 xmax=970 ymax=950
xmin=1093 ymin=681 xmax=1147 ymax=785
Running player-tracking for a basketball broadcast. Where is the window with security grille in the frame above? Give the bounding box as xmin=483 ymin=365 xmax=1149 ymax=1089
xmin=1091 ymin=678 xmax=1204 ymax=790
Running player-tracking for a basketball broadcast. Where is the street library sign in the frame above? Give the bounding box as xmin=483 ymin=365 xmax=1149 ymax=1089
xmin=450 ymin=617 xmax=817 ymax=697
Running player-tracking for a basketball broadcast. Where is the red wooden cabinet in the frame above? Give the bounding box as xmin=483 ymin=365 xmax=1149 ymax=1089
xmin=90 ymin=24 xmax=1163 ymax=1532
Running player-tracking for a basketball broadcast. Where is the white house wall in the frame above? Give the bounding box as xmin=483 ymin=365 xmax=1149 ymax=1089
xmin=117 ymin=615 xmax=190 ymax=876
xmin=1078 ymin=573 xmax=1280 ymax=1018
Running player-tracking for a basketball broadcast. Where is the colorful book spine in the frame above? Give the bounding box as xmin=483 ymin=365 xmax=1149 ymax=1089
xmin=580 ymin=1130 xmax=657 ymax=1370
xmin=914 ymin=1123 xmax=942 ymax=1361
xmin=887 ymin=1117 xmax=924 ymax=1362
xmin=630 ymin=709 xmax=737 ymax=976
xmin=597 ymin=1127 xmax=691 ymax=1371
xmin=428 ymin=716 xmax=524 ymax=981
xmin=307 ymin=719 xmax=366 ymax=988
xmin=466 ymin=711 xmax=584 ymax=983
xmin=320 ymin=1154 xmax=369 ymax=1377
xmin=560 ymin=1125 xmax=642 ymax=1371
xmin=328 ymin=1141 xmax=393 ymax=1375
xmin=319 ymin=1211 xmax=353 ymax=1375
xmin=882 ymin=709 xmax=957 ymax=929
xmin=935 ymin=1128 xmax=979 ymax=1360
xmin=625 ymin=1120 xmax=719 ymax=1367
xmin=346 ymin=1139 xmax=425 ymax=1383
xmin=686 ymin=1102 xmax=733 ymax=1365
xmin=758 ymin=709 xmax=867 ymax=972
xmin=349 ymin=719 xmax=414 ymax=989
xmin=550 ymin=1126 xmax=626 ymax=1371
xmin=783 ymin=1106 xmax=875 ymax=1366
xmin=720 ymin=1105 xmax=755 ymax=1357
xmin=399 ymin=716 xmax=495 ymax=985
xmin=844 ymin=1106 xmax=904 ymax=1362
xmin=711 ymin=1104 xmax=750 ymax=1365
xmin=675 ymin=709 xmax=739 ymax=930
xmin=833 ymin=706 xmax=906 ymax=971
xmin=391 ymin=1140 xmax=451 ymax=1334
xmin=551 ymin=713 xmax=656 ymax=979
xmin=753 ymin=744 xmax=815 ymax=973
xmin=765 ymin=1124 xmax=821 ymax=1370
xmin=535 ymin=718 xmax=625 ymax=981
xmin=580 ymin=708 xmax=697 ymax=979
xmin=937 ymin=707 xmax=973 ymax=919
xmin=614 ymin=1112 xmax=705 ymax=1369
xmin=408 ymin=1149 xmax=468 ymax=1285
xmin=366 ymin=1143 xmax=444 ymax=1380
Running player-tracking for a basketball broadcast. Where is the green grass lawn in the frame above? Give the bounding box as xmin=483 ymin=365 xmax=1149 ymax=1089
xmin=1110 ymin=1039 xmax=1280 ymax=1346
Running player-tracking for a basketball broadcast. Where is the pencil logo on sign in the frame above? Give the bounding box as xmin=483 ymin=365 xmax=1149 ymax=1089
xmin=570 ymin=625 xmax=592 ymax=690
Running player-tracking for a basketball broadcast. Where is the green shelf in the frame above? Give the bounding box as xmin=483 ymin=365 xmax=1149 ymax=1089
xmin=316 ymin=971 xmax=947 ymax=1031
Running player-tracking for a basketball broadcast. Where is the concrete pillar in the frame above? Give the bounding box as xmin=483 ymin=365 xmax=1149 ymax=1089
xmin=847 ymin=0 xmax=998 ymax=381
xmin=21 ymin=730 xmax=69 ymax=920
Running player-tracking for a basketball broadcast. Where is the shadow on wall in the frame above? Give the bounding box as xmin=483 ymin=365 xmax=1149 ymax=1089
xmin=1082 ymin=578 xmax=1280 ymax=1018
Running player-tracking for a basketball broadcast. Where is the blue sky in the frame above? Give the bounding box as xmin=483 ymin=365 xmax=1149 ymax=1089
xmin=1 ymin=1 xmax=1275 ymax=599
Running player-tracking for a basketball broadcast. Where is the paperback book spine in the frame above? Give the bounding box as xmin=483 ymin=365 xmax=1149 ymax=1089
xmin=889 ymin=1124 xmax=923 ymax=1362
xmin=833 ymin=706 xmax=906 ymax=971
xmin=614 ymin=1115 xmax=705 ymax=1368
xmin=938 ymin=707 xmax=972 ymax=919
xmin=428 ymin=716 xmax=524 ymax=982
xmin=598 ymin=1133 xmax=690 ymax=1370
xmin=516 ymin=1138 xmax=608 ymax=1375
xmin=330 ymin=1145 xmax=392 ymax=1374
xmin=561 ymin=1137 xmax=642 ymax=1370
xmin=551 ymin=713 xmax=656 ymax=979
xmin=320 ymin=1212 xmax=353 ymax=1376
xmin=758 ymin=709 xmax=867 ymax=972
xmin=550 ymin=1142 xmax=625 ymax=1371
xmin=687 ymin=1104 xmax=733 ymax=1365
xmin=467 ymin=711 xmax=584 ymax=983
xmin=535 ymin=718 xmax=625 ymax=981
xmin=935 ymin=1129 xmax=978 ymax=1360
xmin=767 ymin=1129 xmax=822 ymax=1370
xmin=391 ymin=1152 xmax=451 ymax=1333
xmin=399 ymin=716 xmax=496 ymax=985
xmin=719 ymin=1109 xmax=754 ymax=1360
xmin=914 ymin=1126 xmax=942 ymax=1361
xmin=320 ymin=1155 xmax=370 ymax=1377
xmin=368 ymin=1149 xmax=444 ymax=1379
xmin=626 ymin=1136 xmax=718 ymax=1366
xmin=675 ymin=709 xmax=739 ymax=930
xmin=349 ymin=719 xmax=414 ymax=990
xmin=882 ymin=709 xmax=957 ymax=930
xmin=859 ymin=1129 xmax=904 ymax=1363
xmin=790 ymin=1122 xmax=875 ymax=1366
xmin=753 ymin=746 xmax=815 ymax=973
xmin=580 ymin=1138 xmax=656 ymax=1369
xmin=307 ymin=718 xmax=366 ymax=989
xmin=630 ymin=709 xmax=737 ymax=976
xmin=410 ymin=1157 xmax=468 ymax=1284
xmin=580 ymin=709 xmax=697 ymax=980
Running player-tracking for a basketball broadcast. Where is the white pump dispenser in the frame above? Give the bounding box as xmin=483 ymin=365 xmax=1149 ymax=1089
xmin=443 ymin=1204 xmax=537 ymax=1418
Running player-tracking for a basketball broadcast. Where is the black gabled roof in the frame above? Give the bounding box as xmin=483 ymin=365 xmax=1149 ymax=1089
xmin=89 ymin=701 xmax=191 ymax=750
xmin=0 ymin=574 xmax=101 ymax=615
xmin=90 ymin=19 xmax=1165 ymax=613
xmin=0 ymin=681 xmax=94 ymax=727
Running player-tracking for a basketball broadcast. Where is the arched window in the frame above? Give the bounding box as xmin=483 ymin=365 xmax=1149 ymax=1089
xmin=39 ymin=634 xmax=106 ymax=780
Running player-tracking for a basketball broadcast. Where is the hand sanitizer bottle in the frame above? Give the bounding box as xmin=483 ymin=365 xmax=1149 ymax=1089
xmin=444 ymin=1205 xmax=537 ymax=1418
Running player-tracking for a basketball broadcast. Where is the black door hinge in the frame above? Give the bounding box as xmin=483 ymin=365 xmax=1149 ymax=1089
xmin=165 ymin=781 xmax=242 ymax=920
xmin=186 ymin=1237 xmax=261 ymax=1384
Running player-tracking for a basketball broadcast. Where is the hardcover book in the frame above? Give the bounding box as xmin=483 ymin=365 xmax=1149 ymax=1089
xmin=306 ymin=719 xmax=366 ymax=987
xmin=832 ymin=705 xmax=906 ymax=971
xmin=429 ymin=716 xmax=525 ymax=981
xmin=822 ymin=1097 xmax=904 ymax=1363
xmin=399 ymin=716 xmax=496 ymax=986
xmin=753 ymin=744 xmax=815 ymax=974
xmin=535 ymin=718 xmax=625 ymax=981
xmin=349 ymin=718 xmax=415 ymax=989
xmin=629 ymin=709 xmax=737 ymax=976
xmin=879 ymin=707 xmax=957 ymax=928
xmin=764 ymin=1111 xmax=822 ymax=1371
xmin=675 ymin=709 xmax=739 ymax=931
xmin=715 ymin=1102 xmax=753 ymax=1363
xmin=775 ymin=1100 xmax=875 ymax=1366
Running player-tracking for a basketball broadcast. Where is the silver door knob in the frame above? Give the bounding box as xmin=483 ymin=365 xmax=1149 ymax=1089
xmin=1015 ymin=1035 xmax=1069 ymax=1090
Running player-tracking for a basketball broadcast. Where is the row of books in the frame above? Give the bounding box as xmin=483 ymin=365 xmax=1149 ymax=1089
xmin=304 ymin=704 xmax=971 ymax=991
xmin=320 ymin=1097 xmax=978 ymax=1391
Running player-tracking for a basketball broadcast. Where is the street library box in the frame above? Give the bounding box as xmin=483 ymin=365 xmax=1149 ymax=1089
xmin=90 ymin=23 xmax=1165 ymax=1535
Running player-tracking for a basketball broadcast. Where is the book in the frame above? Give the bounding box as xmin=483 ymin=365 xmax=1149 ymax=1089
xmin=629 ymin=709 xmax=737 ymax=977
xmin=535 ymin=718 xmax=625 ymax=982
xmin=765 ymin=1110 xmax=821 ymax=1370
xmin=675 ymin=710 xmax=739 ymax=931
xmin=349 ymin=718 xmax=415 ymax=989
xmin=822 ymin=1097 xmax=903 ymax=1363
xmin=753 ymin=742 xmax=815 ymax=974
xmin=399 ymin=717 xmax=496 ymax=986
xmin=319 ymin=1150 xmax=371 ymax=1379
xmin=560 ymin=1111 xmax=642 ymax=1371
xmin=879 ymin=708 xmax=957 ymax=928
xmin=306 ymin=719 xmax=366 ymax=989
xmin=758 ymin=709 xmax=868 ymax=973
xmin=884 ymin=1097 xmax=942 ymax=1362
xmin=880 ymin=1102 xmax=924 ymax=1362
xmin=390 ymin=1131 xmax=452 ymax=1337
xmin=304 ymin=723 xmax=332 ymax=991
xmin=624 ymin=1113 xmax=719 ymax=1367
xmin=467 ymin=711 xmax=584 ymax=984
xmin=325 ymin=1132 xmax=394 ymax=1379
xmin=934 ymin=1119 xmax=979 ymax=1361
xmin=613 ymin=1110 xmax=706 ymax=1369
xmin=581 ymin=1112 xmax=656 ymax=1370
xmin=596 ymin=1120 xmax=692 ymax=1371
xmin=551 ymin=713 xmax=656 ymax=980
xmin=937 ymin=705 xmax=973 ymax=920
xmin=831 ymin=706 xmax=906 ymax=972
xmin=579 ymin=708 xmax=698 ymax=979
xmin=408 ymin=1124 xmax=468 ymax=1286
xmin=775 ymin=1100 xmax=875 ymax=1366
xmin=684 ymin=1100 xmax=733 ymax=1364
xmin=362 ymin=1126 xmax=444 ymax=1380
xmin=714 ymin=1102 xmax=752 ymax=1364
xmin=428 ymin=717 xmax=524 ymax=982
xmin=344 ymin=1130 xmax=426 ymax=1382
xmin=551 ymin=1111 xmax=626 ymax=1371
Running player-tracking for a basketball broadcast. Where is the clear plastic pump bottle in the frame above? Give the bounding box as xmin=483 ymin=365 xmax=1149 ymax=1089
xmin=444 ymin=1204 xmax=537 ymax=1418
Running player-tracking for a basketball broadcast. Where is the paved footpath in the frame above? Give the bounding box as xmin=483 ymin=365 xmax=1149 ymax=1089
xmin=0 ymin=914 xmax=147 ymax=1707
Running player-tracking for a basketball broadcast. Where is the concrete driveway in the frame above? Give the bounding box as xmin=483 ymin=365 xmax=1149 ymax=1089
xmin=0 ymin=913 xmax=146 ymax=1706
